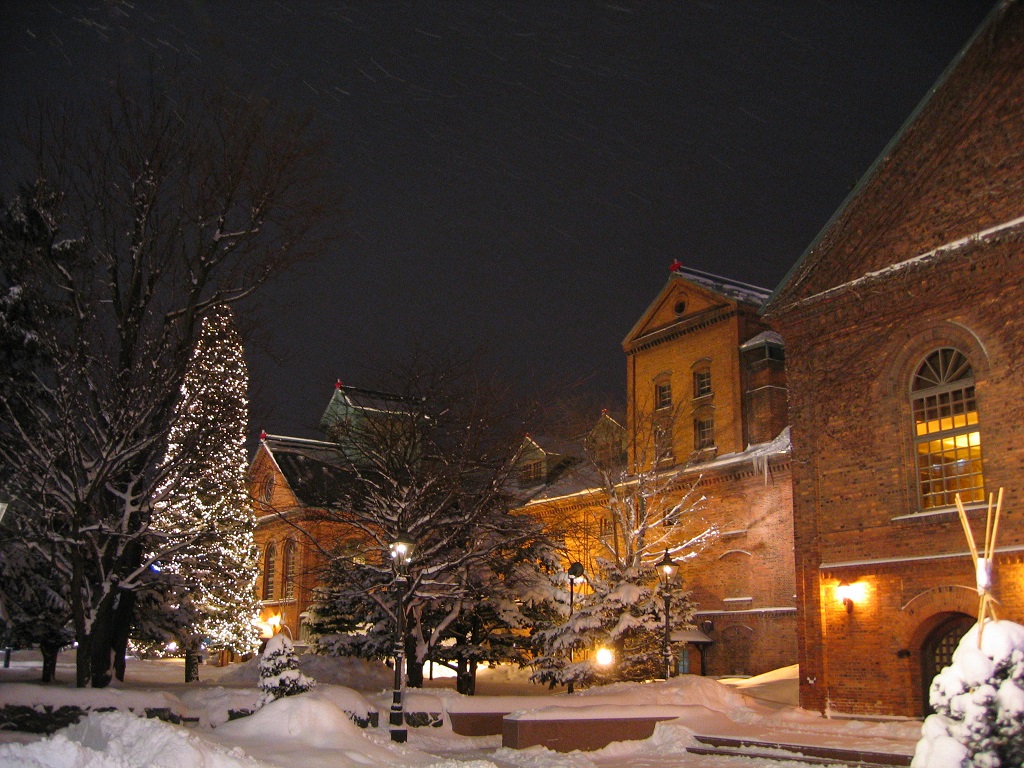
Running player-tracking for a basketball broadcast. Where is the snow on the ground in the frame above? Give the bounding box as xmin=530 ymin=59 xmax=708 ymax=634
xmin=0 ymin=650 xmax=922 ymax=768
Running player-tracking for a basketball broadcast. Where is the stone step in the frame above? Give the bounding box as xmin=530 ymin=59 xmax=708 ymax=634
xmin=689 ymin=734 xmax=913 ymax=767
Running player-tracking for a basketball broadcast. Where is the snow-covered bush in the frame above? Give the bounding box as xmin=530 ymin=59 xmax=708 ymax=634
xmin=912 ymin=620 xmax=1024 ymax=768
xmin=258 ymin=635 xmax=316 ymax=705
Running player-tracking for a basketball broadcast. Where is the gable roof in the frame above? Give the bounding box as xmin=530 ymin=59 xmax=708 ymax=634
xmin=319 ymin=382 xmax=420 ymax=434
xmin=624 ymin=266 xmax=771 ymax=351
xmin=260 ymin=434 xmax=353 ymax=509
xmin=764 ymin=2 xmax=1017 ymax=316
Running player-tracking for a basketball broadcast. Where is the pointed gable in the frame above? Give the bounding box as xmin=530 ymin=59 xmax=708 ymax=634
xmin=766 ymin=3 xmax=1022 ymax=314
xmin=251 ymin=435 xmax=353 ymax=512
xmin=624 ymin=267 xmax=770 ymax=353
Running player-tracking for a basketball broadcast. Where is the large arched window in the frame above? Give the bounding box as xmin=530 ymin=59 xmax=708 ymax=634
xmin=262 ymin=542 xmax=277 ymax=601
xmin=282 ymin=539 xmax=298 ymax=600
xmin=911 ymin=348 xmax=985 ymax=510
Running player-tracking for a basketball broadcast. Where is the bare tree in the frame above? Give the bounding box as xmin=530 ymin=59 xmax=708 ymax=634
xmin=530 ymin=400 xmax=718 ymax=686
xmin=0 ymin=80 xmax=332 ymax=687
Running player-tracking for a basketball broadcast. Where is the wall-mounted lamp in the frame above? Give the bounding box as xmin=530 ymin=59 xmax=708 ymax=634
xmin=837 ymin=580 xmax=855 ymax=613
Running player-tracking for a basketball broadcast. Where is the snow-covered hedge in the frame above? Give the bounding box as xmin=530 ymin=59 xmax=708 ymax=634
xmin=258 ymin=635 xmax=316 ymax=705
xmin=913 ymin=620 xmax=1024 ymax=768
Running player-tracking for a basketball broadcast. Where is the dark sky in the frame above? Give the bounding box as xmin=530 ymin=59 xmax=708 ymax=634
xmin=1 ymin=1 xmax=995 ymax=440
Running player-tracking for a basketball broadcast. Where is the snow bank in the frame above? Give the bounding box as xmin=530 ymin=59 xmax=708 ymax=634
xmin=0 ymin=710 xmax=269 ymax=768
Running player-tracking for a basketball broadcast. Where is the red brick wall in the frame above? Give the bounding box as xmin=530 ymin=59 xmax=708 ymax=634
xmin=685 ymin=459 xmax=797 ymax=676
xmin=771 ymin=239 xmax=1024 ymax=715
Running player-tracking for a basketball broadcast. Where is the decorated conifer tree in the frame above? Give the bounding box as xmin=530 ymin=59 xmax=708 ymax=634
xmin=148 ymin=306 xmax=261 ymax=667
xmin=258 ymin=634 xmax=316 ymax=704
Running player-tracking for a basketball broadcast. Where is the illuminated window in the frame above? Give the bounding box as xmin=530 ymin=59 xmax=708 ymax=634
xmin=693 ymin=369 xmax=712 ymax=398
xmin=911 ymin=348 xmax=984 ymax=510
xmin=283 ymin=539 xmax=298 ymax=600
xmin=262 ymin=542 xmax=277 ymax=601
xmin=655 ymin=381 xmax=672 ymax=410
xmin=694 ymin=416 xmax=715 ymax=451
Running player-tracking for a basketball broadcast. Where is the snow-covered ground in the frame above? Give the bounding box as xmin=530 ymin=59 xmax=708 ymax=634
xmin=0 ymin=650 xmax=921 ymax=767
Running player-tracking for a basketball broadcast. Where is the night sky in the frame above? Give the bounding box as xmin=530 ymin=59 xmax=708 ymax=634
xmin=0 ymin=1 xmax=995 ymax=441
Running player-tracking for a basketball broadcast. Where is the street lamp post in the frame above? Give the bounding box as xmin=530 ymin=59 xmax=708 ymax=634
xmin=566 ymin=561 xmax=584 ymax=694
xmin=389 ymin=531 xmax=415 ymax=743
xmin=657 ymin=550 xmax=678 ymax=681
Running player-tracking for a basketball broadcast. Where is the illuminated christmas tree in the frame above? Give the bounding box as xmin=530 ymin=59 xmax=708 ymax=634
xmin=150 ymin=306 xmax=260 ymax=662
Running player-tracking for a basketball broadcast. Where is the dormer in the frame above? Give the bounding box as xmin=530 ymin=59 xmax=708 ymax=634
xmin=515 ymin=435 xmax=577 ymax=488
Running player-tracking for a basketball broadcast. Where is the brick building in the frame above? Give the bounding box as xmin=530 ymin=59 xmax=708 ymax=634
xmin=249 ymin=434 xmax=352 ymax=644
xmin=249 ymin=384 xmax=408 ymax=644
xmin=763 ymin=2 xmax=1024 ymax=717
xmin=525 ymin=267 xmax=796 ymax=677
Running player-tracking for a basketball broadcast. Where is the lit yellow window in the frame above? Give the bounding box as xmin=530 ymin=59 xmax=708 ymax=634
xmin=911 ymin=349 xmax=984 ymax=510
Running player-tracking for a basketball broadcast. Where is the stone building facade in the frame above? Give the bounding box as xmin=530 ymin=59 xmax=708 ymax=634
xmin=764 ymin=2 xmax=1024 ymax=717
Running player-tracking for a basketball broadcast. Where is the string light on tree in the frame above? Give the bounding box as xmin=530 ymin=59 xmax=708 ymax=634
xmin=151 ymin=306 xmax=261 ymax=668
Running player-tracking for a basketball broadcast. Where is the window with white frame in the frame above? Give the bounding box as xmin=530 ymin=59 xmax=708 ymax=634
xmin=693 ymin=369 xmax=712 ymax=398
xmin=655 ymin=380 xmax=672 ymax=410
xmin=911 ymin=348 xmax=985 ymax=510
xmin=694 ymin=415 xmax=715 ymax=451
xmin=262 ymin=542 xmax=277 ymax=601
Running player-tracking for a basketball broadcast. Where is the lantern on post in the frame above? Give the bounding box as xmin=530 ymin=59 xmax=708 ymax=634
xmin=389 ymin=530 xmax=415 ymax=742
xmin=657 ymin=550 xmax=678 ymax=681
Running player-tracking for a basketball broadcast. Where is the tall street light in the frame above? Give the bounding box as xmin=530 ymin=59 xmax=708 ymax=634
xmin=389 ymin=530 xmax=415 ymax=743
xmin=657 ymin=550 xmax=678 ymax=681
xmin=566 ymin=561 xmax=584 ymax=694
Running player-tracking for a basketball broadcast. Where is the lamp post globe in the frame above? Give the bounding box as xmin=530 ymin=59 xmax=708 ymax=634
xmin=389 ymin=530 xmax=415 ymax=743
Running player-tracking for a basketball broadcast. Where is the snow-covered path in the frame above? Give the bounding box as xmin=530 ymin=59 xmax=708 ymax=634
xmin=0 ymin=652 xmax=920 ymax=767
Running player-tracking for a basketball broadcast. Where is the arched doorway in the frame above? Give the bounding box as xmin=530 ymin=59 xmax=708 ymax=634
xmin=920 ymin=612 xmax=975 ymax=714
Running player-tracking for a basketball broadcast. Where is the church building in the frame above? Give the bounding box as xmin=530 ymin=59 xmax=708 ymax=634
xmin=763 ymin=2 xmax=1024 ymax=717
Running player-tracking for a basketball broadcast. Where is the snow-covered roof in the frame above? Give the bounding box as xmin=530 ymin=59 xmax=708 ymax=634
xmin=672 ymin=266 xmax=772 ymax=308
xmin=523 ymin=427 xmax=792 ymax=507
xmin=319 ymin=383 xmax=420 ymax=434
xmin=261 ymin=434 xmax=353 ymax=508
xmin=739 ymin=330 xmax=784 ymax=351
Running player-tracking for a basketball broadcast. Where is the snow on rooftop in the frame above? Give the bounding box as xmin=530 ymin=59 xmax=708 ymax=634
xmin=673 ymin=266 xmax=772 ymax=307
xmin=793 ymin=212 xmax=1024 ymax=311
xmin=739 ymin=330 xmax=784 ymax=350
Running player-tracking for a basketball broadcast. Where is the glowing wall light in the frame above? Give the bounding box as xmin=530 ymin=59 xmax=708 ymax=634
xmin=836 ymin=580 xmax=866 ymax=612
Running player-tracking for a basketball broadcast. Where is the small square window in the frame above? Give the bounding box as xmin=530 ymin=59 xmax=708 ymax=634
xmin=693 ymin=370 xmax=712 ymax=398
xmin=655 ymin=381 xmax=672 ymax=410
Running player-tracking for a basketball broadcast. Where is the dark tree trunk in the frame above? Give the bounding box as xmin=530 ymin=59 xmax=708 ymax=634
xmin=405 ymin=633 xmax=423 ymax=688
xmin=456 ymin=656 xmax=471 ymax=695
xmin=456 ymin=657 xmax=477 ymax=695
xmin=40 ymin=641 xmax=62 ymax=683
xmin=89 ymin=592 xmax=117 ymax=688
xmin=184 ymin=649 xmax=201 ymax=682
xmin=111 ymin=588 xmax=136 ymax=682
xmin=89 ymin=586 xmax=135 ymax=688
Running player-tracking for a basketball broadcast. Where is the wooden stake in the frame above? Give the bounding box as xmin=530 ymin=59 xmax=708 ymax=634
xmin=955 ymin=494 xmax=979 ymax=564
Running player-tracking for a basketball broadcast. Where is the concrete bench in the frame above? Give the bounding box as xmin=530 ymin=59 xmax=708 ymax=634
xmin=502 ymin=715 xmax=676 ymax=752
xmin=448 ymin=711 xmax=507 ymax=736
